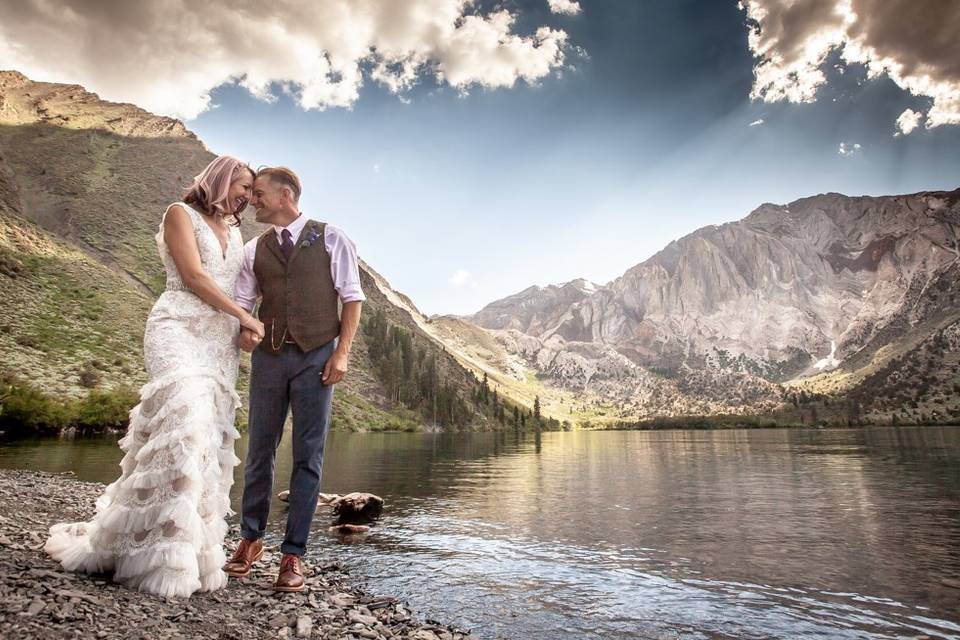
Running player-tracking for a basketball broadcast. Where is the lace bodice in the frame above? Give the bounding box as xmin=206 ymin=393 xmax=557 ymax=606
xmin=145 ymin=202 xmax=242 ymax=385
xmin=157 ymin=203 xmax=243 ymax=297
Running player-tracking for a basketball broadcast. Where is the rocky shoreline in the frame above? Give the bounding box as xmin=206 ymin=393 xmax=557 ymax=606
xmin=0 ymin=470 xmax=474 ymax=639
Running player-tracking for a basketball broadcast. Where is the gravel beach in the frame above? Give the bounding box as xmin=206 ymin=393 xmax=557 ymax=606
xmin=0 ymin=470 xmax=474 ymax=640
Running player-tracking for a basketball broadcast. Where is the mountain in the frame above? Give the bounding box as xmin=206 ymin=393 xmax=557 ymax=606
xmin=465 ymin=189 xmax=960 ymax=425
xmin=0 ymin=71 xmax=527 ymax=432
xmin=469 ymin=278 xmax=599 ymax=334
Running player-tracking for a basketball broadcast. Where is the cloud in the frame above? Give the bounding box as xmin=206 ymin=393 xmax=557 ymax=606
xmin=838 ymin=142 xmax=862 ymax=156
xmin=741 ymin=0 xmax=960 ymax=131
xmin=0 ymin=1 xmax=572 ymax=120
xmin=449 ymin=269 xmax=476 ymax=287
xmin=749 ymin=118 xmax=765 ymax=126
xmin=895 ymin=108 xmax=923 ymax=136
xmin=548 ymin=0 xmax=582 ymax=16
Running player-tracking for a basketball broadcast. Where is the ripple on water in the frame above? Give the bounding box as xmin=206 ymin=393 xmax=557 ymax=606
xmin=322 ymin=509 xmax=960 ymax=640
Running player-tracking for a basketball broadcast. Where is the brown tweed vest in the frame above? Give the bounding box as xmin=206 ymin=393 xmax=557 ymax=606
xmin=254 ymin=220 xmax=340 ymax=353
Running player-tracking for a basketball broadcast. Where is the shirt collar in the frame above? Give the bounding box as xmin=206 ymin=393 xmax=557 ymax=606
xmin=273 ymin=213 xmax=309 ymax=242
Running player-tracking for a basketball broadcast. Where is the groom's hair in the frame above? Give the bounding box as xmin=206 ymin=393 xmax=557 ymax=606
xmin=257 ymin=166 xmax=302 ymax=202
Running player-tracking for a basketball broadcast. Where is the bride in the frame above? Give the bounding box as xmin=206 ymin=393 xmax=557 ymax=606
xmin=45 ymin=155 xmax=265 ymax=597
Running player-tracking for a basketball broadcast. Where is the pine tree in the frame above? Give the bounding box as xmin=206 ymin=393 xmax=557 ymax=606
xmin=390 ymin=346 xmax=404 ymax=403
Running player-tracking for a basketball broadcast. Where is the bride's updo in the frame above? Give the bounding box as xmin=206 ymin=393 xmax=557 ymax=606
xmin=183 ymin=155 xmax=254 ymax=226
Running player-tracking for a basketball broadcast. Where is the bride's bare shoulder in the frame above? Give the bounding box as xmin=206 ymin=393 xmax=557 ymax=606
xmin=163 ymin=203 xmax=194 ymax=226
xmin=164 ymin=202 xmax=191 ymax=217
xmin=161 ymin=203 xmax=199 ymax=245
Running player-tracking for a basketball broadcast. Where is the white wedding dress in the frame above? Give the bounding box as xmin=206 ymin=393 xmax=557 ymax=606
xmin=45 ymin=203 xmax=244 ymax=598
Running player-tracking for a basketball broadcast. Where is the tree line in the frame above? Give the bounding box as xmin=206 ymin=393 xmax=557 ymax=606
xmin=362 ymin=308 xmax=561 ymax=431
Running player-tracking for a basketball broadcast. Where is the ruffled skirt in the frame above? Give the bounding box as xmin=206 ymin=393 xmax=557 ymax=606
xmin=44 ymin=367 xmax=241 ymax=598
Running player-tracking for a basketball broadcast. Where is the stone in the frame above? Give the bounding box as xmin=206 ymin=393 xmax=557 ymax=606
xmin=348 ymin=609 xmax=378 ymax=626
xmin=367 ymin=596 xmax=396 ymax=611
xmin=328 ymin=592 xmax=356 ymax=607
xmin=329 ymin=524 xmax=370 ymax=534
xmin=296 ymin=614 xmax=312 ymax=637
xmin=24 ymin=598 xmax=45 ymax=616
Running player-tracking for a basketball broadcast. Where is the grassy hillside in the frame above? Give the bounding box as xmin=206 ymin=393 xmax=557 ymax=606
xmin=0 ymin=200 xmax=152 ymax=398
xmin=0 ymin=123 xmax=213 ymax=293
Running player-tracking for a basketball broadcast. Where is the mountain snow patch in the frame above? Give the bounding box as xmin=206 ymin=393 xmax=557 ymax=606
xmin=813 ymin=340 xmax=842 ymax=371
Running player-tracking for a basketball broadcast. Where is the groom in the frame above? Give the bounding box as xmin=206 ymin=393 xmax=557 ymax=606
xmin=226 ymin=166 xmax=364 ymax=592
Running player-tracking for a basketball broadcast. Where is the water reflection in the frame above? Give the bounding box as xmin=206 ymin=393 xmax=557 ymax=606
xmin=1 ymin=427 xmax=958 ymax=639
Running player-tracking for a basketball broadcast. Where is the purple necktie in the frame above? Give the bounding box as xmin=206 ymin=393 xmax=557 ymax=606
xmin=280 ymin=228 xmax=294 ymax=260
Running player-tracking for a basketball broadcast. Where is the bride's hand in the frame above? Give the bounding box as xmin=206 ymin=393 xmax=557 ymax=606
xmin=239 ymin=313 xmax=265 ymax=339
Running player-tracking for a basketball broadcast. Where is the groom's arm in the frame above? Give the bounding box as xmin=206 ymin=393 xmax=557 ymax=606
xmin=322 ymin=301 xmax=361 ymax=385
xmin=322 ymin=225 xmax=366 ymax=384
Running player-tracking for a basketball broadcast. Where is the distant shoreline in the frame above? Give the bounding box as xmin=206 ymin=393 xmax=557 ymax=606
xmin=4 ymin=421 xmax=960 ymax=446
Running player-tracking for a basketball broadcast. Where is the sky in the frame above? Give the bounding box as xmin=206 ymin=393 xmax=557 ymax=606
xmin=2 ymin=0 xmax=959 ymax=315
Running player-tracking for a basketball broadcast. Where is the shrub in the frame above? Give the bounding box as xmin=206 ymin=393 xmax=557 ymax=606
xmin=0 ymin=375 xmax=139 ymax=436
xmin=0 ymin=376 xmax=72 ymax=435
xmin=75 ymin=387 xmax=139 ymax=431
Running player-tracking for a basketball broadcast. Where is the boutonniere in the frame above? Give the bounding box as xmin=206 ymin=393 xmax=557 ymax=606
xmin=299 ymin=226 xmax=322 ymax=249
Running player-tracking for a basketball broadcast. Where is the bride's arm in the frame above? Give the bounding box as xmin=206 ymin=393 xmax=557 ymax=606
xmin=163 ymin=205 xmax=264 ymax=337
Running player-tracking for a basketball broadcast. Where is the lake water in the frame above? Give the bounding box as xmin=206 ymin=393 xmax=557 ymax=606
xmin=1 ymin=427 xmax=959 ymax=639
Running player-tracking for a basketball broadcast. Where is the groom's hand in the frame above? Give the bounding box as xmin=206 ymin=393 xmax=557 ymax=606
xmin=322 ymin=349 xmax=349 ymax=385
xmin=238 ymin=328 xmax=261 ymax=353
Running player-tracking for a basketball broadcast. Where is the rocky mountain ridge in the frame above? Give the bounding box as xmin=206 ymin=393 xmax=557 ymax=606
xmin=0 ymin=71 xmax=193 ymax=138
xmin=463 ymin=189 xmax=960 ymax=425
xmin=475 ymin=189 xmax=960 ymax=374
xmin=468 ymin=277 xmax=599 ymax=334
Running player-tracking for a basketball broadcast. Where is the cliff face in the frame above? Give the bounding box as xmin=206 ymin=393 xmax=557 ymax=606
xmin=476 ymin=189 xmax=960 ymax=380
xmin=579 ymin=191 xmax=960 ymax=374
xmin=0 ymin=71 xmax=193 ymax=138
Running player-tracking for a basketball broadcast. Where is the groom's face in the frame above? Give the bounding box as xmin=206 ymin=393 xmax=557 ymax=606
xmin=251 ymin=176 xmax=284 ymax=224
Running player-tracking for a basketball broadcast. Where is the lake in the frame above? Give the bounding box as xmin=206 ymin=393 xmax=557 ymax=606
xmin=1 ymin=427 xmax=959 ymax=639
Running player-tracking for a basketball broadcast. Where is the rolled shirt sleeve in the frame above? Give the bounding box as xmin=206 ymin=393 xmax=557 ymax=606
xmin=234 ymin=237 xmax=260 ymax=312
xmin=325 ymin=225 xmax=366 ymax=303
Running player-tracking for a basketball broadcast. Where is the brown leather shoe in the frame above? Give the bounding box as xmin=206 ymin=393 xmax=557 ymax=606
xmin=223 ymin=538 xmax=264 ymax=577
xmin=273 ymin=554 xmax=305 ymax=592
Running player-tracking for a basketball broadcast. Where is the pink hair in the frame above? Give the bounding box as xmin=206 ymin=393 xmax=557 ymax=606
xmin=182 ymin=155 xmax=253 ymax=226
